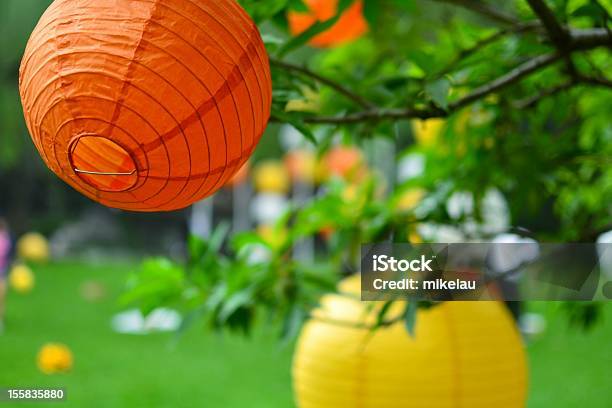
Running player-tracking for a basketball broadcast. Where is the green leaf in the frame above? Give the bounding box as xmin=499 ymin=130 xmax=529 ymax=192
xmin=372 ymin=300 xmax=394 ymax=330
xmin=288 ymin=0 xmax=309 ymax=12
xmin=208 ymin=222 xmax=231 ymax=253
xmin=363 ymin=0 xmax=380 ymax=26
xmin=281 ymin=304 xmax=306 ymax=342
xmin=271 ymin=107 xmax=316 ymax=143
xmin=403 ymin=300 xmax=418 ymax=337
xmin=219 ymin=288 xmax=255 ymax=323
xmin=276 ymin=0 xmax=352 ymax=57
xmin=277 ymin=17 xmax=341 ymax=57
xmin=425 ymin=78 xmax=451 ymax=109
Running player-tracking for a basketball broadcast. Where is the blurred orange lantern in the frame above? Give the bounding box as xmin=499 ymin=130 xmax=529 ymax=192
xmin=20 ymin=0 xmax=272 ymax=212
xmin=284 ymin=150 xmax=317 ymax=183
xmin=288 ymin=0 xmax=368 ymax=47
xmin=323 ymin=146 xmax=366 ymax=181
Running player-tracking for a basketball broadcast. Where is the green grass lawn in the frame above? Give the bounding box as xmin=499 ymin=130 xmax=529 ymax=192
xmin=0 ymin=261 xmax=610 ymax=407
xmin=0 ymin=261 xmax=294 ymax=408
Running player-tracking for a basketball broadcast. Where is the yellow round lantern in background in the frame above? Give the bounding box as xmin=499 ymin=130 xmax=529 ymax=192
xmin=17 ymin=232 xmax=50 ymax=263
xmin=253 ymin=161 xmax=290 ymax=194
xmin=293 ymin=275 xmax=527 ymax=408
xmin=8 ymin=264 xmax=35 ymax=294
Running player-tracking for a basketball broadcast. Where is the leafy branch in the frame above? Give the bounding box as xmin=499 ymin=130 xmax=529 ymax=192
xmin=270 ymin=20 xmax=610 ymax=125
xmin=269 ymin=58 xmax=375 ymax=109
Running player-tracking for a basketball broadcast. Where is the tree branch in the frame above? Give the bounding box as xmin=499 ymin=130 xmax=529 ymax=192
xmin=434 ymin=22 xmax=542 ymax=78
xmin=269 ymin=24 xmax=611 ymax=126
xmin=450 ymin=52 xmax=562 ymax=109
xmin=269 ymin=58 xmax=376 ymax=110
xmin=570 ymin=28 xmax=612 ymax=49
xmin=513 ymin=80 xmax=576 ymax=109
xmin=291 ymin=52 xmax=562 ymax=124
xmin=429 ymin=0 xmax=521 ymax=26
xmin=525 ymin=0 xmax=570 ymax=47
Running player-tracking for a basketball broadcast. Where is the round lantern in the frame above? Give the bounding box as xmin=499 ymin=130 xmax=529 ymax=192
xmin=288 ymin=0 xmax=368 ymax=48
xmin=37 ymin=343 xmax=74 ymax=374
xmin=9 ymin=264 xmax=36 ymax=294
xmin=284 ymin=149 xmax=317 ymax=184
xmin=19 ymin=0 xmax=272 ymax=212
xmin=322 ymin=145 xmax=365 ymax=181
xmin=17 ymin=232 xmax=50 ymax=263
xmin=253 ymin=161 xmax=290 ymax=194
xmin=293 ymin=275 xmax=527 ymax=408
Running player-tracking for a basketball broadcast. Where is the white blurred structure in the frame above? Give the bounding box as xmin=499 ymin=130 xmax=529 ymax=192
xmin=444 ymin=188 xmax=510 ymax=238
xmin=397 ymin=153 xmax=425 ymax=182
xmin=111 ymin=308 xmax=182 ymax=335
xmin=190 ymin=199 xmax=214 ymax=239
xmin=250 ymin=193 xmax=290 ymax=225
xmin=597 ymin=230 xmax=612 ymax=278
xmin=489 ymin=233 xmax=540 ymax=277
xmin=279 ymin=124 xmax=305 ymax=151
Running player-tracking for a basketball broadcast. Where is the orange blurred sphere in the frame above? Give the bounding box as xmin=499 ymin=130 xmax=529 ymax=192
xmin=322 ymin=146 xmax=365 ymax=181
xmin=284 ymin=150 xmax=317 ymax=183
xmin=288 ymin=0 xmax=368 ymax=47
xmin=20 ymin=0 xmax=271 ymax=211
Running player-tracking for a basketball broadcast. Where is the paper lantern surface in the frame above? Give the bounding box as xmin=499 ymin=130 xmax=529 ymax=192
xmin=293 ymin=276 xmax=527 ymax=408
xmin=288 ymin=0 xmax=368 ymax=47
xmin=20 ymin=0 xmax=272 ymax=211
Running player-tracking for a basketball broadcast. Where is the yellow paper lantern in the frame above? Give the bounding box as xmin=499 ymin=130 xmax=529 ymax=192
xmin=293 ymin=276 xmax=527 ymax=408
xmin=37 ymin=343 xmax=74 ymax=374
xmin=9 ymin=264 xmax=35 ymax=294
xmin=253 ymin=161 xmax=290 ymax=193
xmin=17 ymin=232 xmax=50 ymax=263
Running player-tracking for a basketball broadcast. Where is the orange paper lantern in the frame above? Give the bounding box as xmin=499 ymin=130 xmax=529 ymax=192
xmin=288 ymin=0 xmax=368 ymax=48
xmin=323 ymin=145 xmax=365 ymax=180
xmin=20 ymin=0 xmax=272 ymax=212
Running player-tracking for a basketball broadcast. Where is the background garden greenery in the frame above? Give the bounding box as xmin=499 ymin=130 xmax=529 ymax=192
xmin=0 ymin=261 xmax=610 ymax=407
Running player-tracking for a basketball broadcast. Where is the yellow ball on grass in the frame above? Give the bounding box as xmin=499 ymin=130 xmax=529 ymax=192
xmin=37 ymin=343 xmax=73 ymax=375
xmin=8 ymin=264 xmax=35 ymax=294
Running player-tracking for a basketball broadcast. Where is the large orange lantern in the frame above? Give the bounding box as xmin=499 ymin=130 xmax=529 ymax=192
xmin=288 ymin=0 xmax=368 ymax=48
xmin=19 ymin=0 xmax=272 ymax=212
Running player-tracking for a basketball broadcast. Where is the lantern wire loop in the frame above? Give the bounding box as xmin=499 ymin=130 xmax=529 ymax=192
xmin=73 ymin=169 xmax=137 ymax=176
